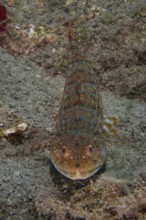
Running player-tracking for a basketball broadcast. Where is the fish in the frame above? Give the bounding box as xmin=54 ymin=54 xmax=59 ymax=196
xmin=50 ymin=23 xmax=106 ymax=180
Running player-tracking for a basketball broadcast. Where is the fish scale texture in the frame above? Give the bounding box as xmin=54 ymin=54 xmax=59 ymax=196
xmin=58 ymin=26 xmax=103 ymax=137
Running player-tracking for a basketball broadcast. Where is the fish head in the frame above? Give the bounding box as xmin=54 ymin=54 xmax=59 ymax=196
xmin=50 ymin=135 xmax=106 ymax=180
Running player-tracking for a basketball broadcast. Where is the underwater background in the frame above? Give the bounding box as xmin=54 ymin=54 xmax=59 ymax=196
xmin=0 ymin=0 xmax=146 ymax=219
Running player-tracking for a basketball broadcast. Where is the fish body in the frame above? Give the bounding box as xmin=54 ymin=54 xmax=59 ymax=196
xmin=50 ymin=26 xmax=106 ymax=180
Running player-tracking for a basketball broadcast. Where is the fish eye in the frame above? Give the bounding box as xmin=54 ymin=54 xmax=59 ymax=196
xmin=84 ymin=145 xmax=94 ymax=157
xmin=62 ymin=146 xmax=66 ymax=154
xmin=89 ymin=145 xmax=93 ymax=153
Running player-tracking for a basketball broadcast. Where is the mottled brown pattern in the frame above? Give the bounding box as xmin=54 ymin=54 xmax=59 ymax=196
xmin=50 ymin=25 xmax=106 ymax=180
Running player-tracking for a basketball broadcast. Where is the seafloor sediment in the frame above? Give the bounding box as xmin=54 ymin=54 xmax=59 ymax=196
xmin=0 ymin=0 xmax=146 ymax=219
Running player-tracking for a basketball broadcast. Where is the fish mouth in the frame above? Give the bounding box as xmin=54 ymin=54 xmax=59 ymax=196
xmin=52 ymin=162 xmax=105 ymax=180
